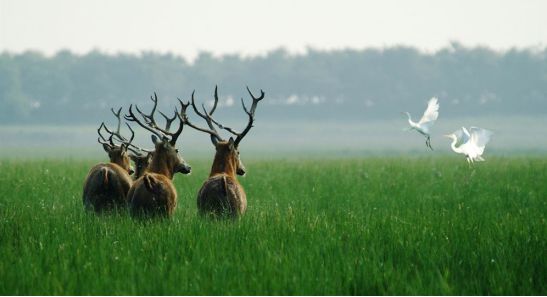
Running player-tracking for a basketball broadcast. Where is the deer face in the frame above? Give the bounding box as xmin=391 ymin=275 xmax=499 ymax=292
xmin=152 ymin=135 xmax=191 ymax=175
xmin=103 ymin=143 xmax=134 ymax=175
xmin=129 ymin=151 xmax=153 ymax=178
xmin=232 ymin=139 xmax=246 ymax=176
xmin=215 ymin=138 xmax=246 ymax=176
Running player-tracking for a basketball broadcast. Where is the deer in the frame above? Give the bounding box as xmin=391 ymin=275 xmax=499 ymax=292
xmin=128 ymin=149 xmax=153 ymax=180
xmin=180 ymin=86 xmax=265 ymax=218
xmin=100 ymin=108 xmax=154 ymax=181
xmin=124 ymin=92 xmax=192 ymax=217
xmin=83 ymin=107 xmax=138 ymax=213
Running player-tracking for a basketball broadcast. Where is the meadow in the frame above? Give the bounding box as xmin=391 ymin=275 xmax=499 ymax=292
xmin=0 ymin=156 xmax=545 ymax=295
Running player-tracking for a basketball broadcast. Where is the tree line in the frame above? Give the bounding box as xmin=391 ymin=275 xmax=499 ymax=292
xmin=1 ymin=43 xmax=546 ymax=124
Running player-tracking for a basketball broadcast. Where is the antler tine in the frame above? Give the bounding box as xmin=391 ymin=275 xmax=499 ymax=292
xmin=178 ymin=97 xmax=190 ymax=113
xmin=191 ymin=91 xmax=211 ymax=124
xmin=159 ymin=110 xmax=178 ymax=131
xmin=234 ymin=86 xmax=265 ymax=147
xmin=122 ymin=122 xmax=150 ymax=152
xmin=196 ymin=86 xmax=239 ymax=136
xmin=134 ymin=92 xmax=159 ymax=127
xmin=97 ymin=122 xmax=107 ymax=141
xmin=127 ymin=145 xmax=153 ymax=156
xmin=110 ymin=107 xmax=123 ymax=136
xmin=103 ymin=107 xmax=136 ymax=146
xmin=101 ymin=113 xmax=149 ymax=155
xmin=190 ymin=90 xmax=223 ymax=135
xmin=107 ymin=134 xmax=115 ymax=146
xmin=97 ymin=123 xmax=113 ymax=146
xmin=201 ymin=104 xmax=241 ymax=137
xmin=180 ymin=97 xmax=223 ymax=145
xmin=127 ymin=146 xmax=141 ymax=155
xmin=244 ymin=86 xmax=265 ymax=115
xmin=124 ymin=122 xmax=135 ymax=146
xmin=168 ymin=106 xmax=184 ymax=145
xmin=133 ymin=92 xmax=183 ymax=141
xmin=98 ymin=122 xmax=116 ymax=146
xmin=125 ymin=104 xmax=164 ymax=139
xmin=210 ymin=85 xmax=219 ymax=115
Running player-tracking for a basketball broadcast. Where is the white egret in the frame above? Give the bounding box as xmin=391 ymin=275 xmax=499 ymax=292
xmin=444 ymin=126 xmax=493 ymax=164
xmin=402 ymin=97 xmax=439 ymax=150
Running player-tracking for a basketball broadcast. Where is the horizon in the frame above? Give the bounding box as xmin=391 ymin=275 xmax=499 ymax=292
xmin=2 ymin=0 xmax=546 ymax=61
xmin=2 ymin=41 xmax=547 ymax=61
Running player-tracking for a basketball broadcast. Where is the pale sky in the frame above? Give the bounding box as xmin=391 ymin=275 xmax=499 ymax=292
xmin=1 ymin=0 xmax=546 ymax=61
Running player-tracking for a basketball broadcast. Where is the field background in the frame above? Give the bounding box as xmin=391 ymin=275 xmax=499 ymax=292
xmin=0 ymin=156 xmax=545 ymax=295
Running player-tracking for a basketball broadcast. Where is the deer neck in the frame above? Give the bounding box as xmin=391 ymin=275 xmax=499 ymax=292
xmin=134 ymin=165 xmax=149 ymax=180
xmin=209 ymin=151 xmax=237 ymax=177
xmin=110 ymin=156 xmax=129 ymax=173
xmin=149 ymin=156 xmax=173 ymax=179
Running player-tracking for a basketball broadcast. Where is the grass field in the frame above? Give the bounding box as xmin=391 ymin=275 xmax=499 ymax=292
xmin=0 ymin=157 xmax=545 ymax=295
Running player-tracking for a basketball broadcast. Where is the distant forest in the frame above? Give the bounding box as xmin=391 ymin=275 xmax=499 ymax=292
xmin=1 ymin=43 xmax=546 ymax=124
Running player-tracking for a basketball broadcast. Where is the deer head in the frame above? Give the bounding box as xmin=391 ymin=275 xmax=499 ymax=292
xmin=180 ymin=86 xmax=264 ymax=177
xmin=124 ymin=92 xmax=191 ymax=179
xmin=97 ymin=107 xmax=137 ymax=175
xmin=127 ymin=149 xmax=153 ymax=179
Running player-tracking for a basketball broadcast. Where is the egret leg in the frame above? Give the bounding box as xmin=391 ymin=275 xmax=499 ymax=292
xmin=466 ymin=157 xmax=474 ymax=168
xmin=426 ymin=136 xmax=433 ymax=151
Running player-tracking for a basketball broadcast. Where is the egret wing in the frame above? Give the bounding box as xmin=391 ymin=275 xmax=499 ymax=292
xmin=462 ymin=127 xmax=471 ymax=140
xmin=418 ymin=97 xmax=439 ymax=125
xmin=470 ymin=127 xmax=493 ymax=148
xmin=453 ymin=127 xmax=470 ymax=144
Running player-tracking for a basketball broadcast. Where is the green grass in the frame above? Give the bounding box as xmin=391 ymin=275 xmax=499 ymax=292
xmin=0 ymin=157 xmax=545 ymax=295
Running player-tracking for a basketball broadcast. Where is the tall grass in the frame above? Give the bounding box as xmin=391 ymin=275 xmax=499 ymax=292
xmin=0 ymin=157 xmax=545 ymax=295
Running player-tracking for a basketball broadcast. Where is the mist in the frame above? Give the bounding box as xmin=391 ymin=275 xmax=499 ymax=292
xmin=0 ymin=45 xmax=546 ymax=157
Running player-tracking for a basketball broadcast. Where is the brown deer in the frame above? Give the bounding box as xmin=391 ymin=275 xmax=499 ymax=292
xmin=124 ymin=92 xmax=191 ymax=217
xmin=180 ymin=86 xmax=264 ymax=217
xmin=100 ymin=109 xmax=154 ymax=181
xmin=128 ymin=149 xmax=153 ymax=180
xmin=82 ymin=108 xmax=137 ymax=213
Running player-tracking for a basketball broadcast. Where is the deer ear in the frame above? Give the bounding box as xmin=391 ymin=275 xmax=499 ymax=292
xmin=151 ymin=135 xmax=160 ymax=145
xmin=228 ymin=137 xmax=235 ymax=150
xmin=102 ymin=143 xmax=111 ymax=152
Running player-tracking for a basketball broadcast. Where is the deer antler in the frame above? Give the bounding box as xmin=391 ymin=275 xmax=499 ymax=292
xmin=159 ymin=110 xmax=178 ymax=131
xmin=233 ymin=86 xmax=265 ymax=146
xmin=97 ymin=122 xmax=115 ymax=147
xmin=207 ymin=86 xmax=265 ymax=147
xmin=179 ymin=89 xmax=223 ymax=145
xmin=182 ymin=86 xmax=265 ymax=147
xmin=124 ymin=92 xmax=184 ymax=145
xmin=97 ymin=107 xmax=138 ymax=150
xmin=103 ymin=108 xmax=133 ymax=144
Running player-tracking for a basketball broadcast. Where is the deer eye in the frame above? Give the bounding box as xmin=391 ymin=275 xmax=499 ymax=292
xmin=175 ymin=149 xmax=179 ymax=153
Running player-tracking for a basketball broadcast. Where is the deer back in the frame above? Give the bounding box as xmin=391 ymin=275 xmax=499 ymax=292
xmin=129 ymin=172 xmax=177 ymax=217
xmin=83 ymin=162 xmax=132 ymax=213
xmin=197 ymin=174 xmax=247 ymax=217
xmin=197 ymin=139 xmax=247 ymax=217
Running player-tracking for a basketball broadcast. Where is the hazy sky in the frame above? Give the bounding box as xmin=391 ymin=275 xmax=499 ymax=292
xmin=1 ymin=0 xmax=546 ymax=60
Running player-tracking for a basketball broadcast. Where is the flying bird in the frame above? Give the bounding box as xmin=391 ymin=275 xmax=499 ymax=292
xmin=402 ymin=97 xmax=439 ymax=150
xmin=444 ymin=126 xmax=493 ymax=164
